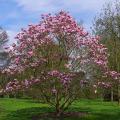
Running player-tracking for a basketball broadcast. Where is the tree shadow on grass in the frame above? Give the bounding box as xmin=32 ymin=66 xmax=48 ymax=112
xmin=2 ymin=107 xmax=53 ymax=120
xmin=2 ymin=107 xmax=89 ymax=120
xmin=2 ymin=107 xmax=120 ymax=120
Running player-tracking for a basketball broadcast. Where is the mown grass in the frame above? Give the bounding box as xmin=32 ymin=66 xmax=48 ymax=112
xmin=0 ymin=98 xmax=120 ymax=120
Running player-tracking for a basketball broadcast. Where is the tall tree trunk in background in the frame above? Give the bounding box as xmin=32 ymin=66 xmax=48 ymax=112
xmin=118 ymin=85 xmax=120 ymax=105
xmin=111 ymin=88 xmax=114 ymax=102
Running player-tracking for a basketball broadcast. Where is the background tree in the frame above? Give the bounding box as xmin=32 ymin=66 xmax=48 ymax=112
xmin=0 ymin=27 xmax=10 ymax=96
xmin=0 ymin=27 xmax=9 ymax=69
xmin=93 ymin=0 xmax=120 ymax=103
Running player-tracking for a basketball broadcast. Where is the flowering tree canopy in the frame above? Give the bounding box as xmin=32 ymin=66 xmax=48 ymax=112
xmin=1 ymin=11 xmax=109 ymax=116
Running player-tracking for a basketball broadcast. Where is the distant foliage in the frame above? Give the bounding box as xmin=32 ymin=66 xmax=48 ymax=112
xmin=0 ymin=27 xmax=9 ymax=69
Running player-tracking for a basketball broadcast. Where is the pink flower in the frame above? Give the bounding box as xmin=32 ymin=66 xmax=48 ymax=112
xmin=64 ymin=63 xmax=72 ymax=68
xmin=52 ymin=88 xmax=57 ymax=94
xmin=27 ymin=51 xmax=34 ymax=56
xmin=15 ymin=57 xmax=20 ymax=64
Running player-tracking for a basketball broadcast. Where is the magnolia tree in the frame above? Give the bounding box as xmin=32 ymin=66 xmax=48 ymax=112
xmin=1 ymin=11 xmax=109 ymax=116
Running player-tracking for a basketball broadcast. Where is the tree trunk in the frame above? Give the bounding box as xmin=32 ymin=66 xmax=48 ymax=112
xmin=118 ymin=85 xmax=120 ymax=105
xmin=111 ymin=88 xmax=114 ymax=102
xmin=56 ymin=107 xmax=63 ymax=117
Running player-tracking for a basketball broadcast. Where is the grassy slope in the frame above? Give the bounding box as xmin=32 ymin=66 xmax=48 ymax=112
xmin=0 ymin=98 xmax=120 ymax=120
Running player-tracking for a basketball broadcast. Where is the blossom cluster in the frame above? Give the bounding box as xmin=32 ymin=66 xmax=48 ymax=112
xmin=48 ymin=70 xmax=73 ymax=86
xmin=3 ymin=77 xmax=41 ymax=93
xmin=93 ymin=81 xmax=112 ymax=89
xmin=105 ymin=70 xmax=120 ymax=80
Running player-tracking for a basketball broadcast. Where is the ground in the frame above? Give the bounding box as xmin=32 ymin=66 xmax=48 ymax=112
xmin=0 ymin=98 xmax=120 ymax=120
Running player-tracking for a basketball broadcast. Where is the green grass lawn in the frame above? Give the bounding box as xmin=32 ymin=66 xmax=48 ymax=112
xmin=0 ymin=98 xmax=120 ymax=120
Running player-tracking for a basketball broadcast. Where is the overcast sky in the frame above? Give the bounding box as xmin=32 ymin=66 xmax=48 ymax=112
xmin=0 ymin=0 xmax=112 ymax=44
